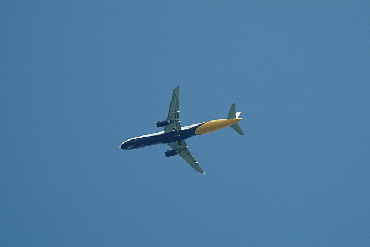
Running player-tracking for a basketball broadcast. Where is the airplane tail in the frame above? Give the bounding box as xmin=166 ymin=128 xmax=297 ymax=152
xmin=227 ymin=103 xmax=244 ymax=135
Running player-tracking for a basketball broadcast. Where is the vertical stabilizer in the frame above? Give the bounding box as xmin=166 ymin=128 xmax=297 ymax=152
xmin=227 ymin=103 xmax=244 ymax=135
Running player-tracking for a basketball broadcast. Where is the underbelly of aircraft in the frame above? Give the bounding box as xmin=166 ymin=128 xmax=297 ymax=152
xmin=128 ymin=127 xmax=197 ymax=149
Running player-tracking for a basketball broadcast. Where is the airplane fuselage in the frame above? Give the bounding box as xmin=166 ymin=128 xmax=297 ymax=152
xmin=120 ymin=123 xmax=203 ymax=150
xmin=120 ymin=118 xmax=242 ymax=150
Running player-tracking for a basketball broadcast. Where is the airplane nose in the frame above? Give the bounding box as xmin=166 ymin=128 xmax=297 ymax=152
xmin=119 ymin=144 xmax=123 ymax=149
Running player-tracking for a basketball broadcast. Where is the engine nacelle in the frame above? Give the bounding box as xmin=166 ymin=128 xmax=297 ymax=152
xmin=165 ymin=150 xmax=178 ymax=157
xmin=156 ymin=120 xmax=169 ymax=127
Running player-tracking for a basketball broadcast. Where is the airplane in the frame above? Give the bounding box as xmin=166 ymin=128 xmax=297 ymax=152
xmin=119 ymin=86 xmax=244 ymax=174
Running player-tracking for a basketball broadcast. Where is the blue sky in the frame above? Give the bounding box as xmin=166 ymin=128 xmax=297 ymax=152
xmin=1 ymin=1 xmax=370 ymax=246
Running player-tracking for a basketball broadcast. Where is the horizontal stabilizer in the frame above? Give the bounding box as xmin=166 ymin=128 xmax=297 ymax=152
xmin=231 ymin=123 xmax=244 ymax=135
xmin=227 ymin=103 xmax=237 ymax=120
xmin=227 ymin=103 xmax=244 ymax=135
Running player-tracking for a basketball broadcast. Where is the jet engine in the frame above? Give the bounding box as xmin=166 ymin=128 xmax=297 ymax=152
xmin=165 ymin=150 xmax=178 ymax=157
xmin=156 ymin=120 xmax=169 ymax=127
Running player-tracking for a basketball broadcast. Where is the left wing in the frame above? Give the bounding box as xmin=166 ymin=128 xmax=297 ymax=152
xmin=164 ymin=86 xmax=181 ymax=133
xmin=168 ymin=140 xmax=205 ymax=174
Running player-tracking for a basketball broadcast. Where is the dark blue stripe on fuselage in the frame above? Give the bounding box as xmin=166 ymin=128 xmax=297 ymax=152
xmin=121 ymin=124 xmax=201 ymax=150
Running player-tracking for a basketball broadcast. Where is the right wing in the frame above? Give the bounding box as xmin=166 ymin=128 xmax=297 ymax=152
xmin=168 ymin=140 xmax=205 ymax=174
xmin=164 ymin=86 xmax=181 ymax=133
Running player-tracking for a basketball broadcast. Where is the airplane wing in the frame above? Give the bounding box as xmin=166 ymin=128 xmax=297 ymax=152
xmin=164 ymin=86 xmax=181 ymax=133
xmin=168 ymin=140 xmax=205 ymax=174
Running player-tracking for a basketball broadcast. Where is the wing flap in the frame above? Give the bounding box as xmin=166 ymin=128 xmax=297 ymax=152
xmin=165 ymin=86 xmax=181 ymax=133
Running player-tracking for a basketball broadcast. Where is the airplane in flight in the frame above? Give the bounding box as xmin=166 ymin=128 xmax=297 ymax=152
xmin=119 ymin=86 xmax=244 ymax=174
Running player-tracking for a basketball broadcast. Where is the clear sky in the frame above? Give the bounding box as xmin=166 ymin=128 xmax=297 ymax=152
xmin=1 ymin=1 xmax=370 ymax=246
